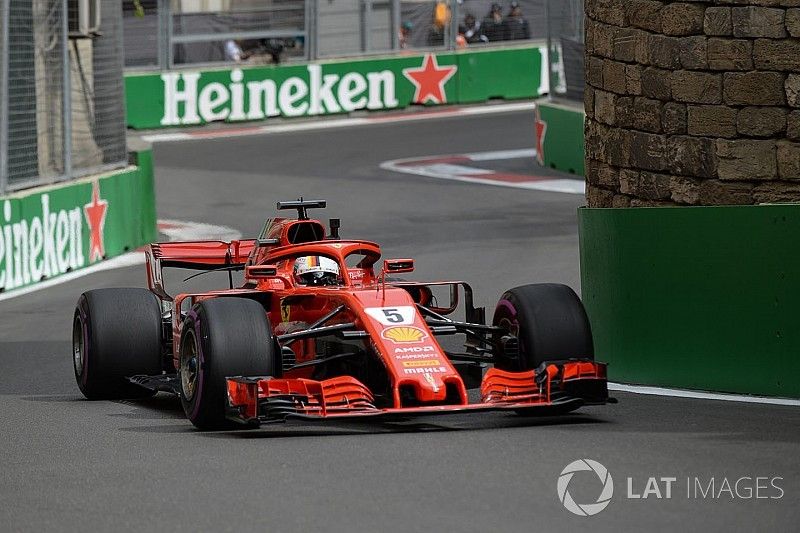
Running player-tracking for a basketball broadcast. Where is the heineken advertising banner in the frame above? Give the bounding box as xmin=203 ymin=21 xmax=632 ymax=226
xmin=125 ymin=45 xmax=546 ymax=129
xmin=0 ymin=150 xmax=157 ymax=293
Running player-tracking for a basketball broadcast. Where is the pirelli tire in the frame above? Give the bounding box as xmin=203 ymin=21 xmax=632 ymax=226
xmin=72 ymin=288 xmax=163 ymax=400
xmin=178 ymin=297 xmax=279 ymax=431
xmin=492 ymin=283 xmax=594 ymax=371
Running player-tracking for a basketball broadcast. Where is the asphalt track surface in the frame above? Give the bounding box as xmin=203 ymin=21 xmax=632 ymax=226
xmin=1 ymin=110 xmax=799 ymax=532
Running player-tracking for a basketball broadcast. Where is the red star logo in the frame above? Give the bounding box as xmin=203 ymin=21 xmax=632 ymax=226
xmin=402 ymin=54 xmax=457 ymax=105
xmin=84 ymin=181 xmax=108 ymax=263
xmin=535 ymin=107 xmax=548 ymax=166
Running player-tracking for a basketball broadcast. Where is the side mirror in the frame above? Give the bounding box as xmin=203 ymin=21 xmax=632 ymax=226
xmin=384 ymin=259 xmax=414 ymax=274
xmin=245 ymin=264 xmax=278 ymax=279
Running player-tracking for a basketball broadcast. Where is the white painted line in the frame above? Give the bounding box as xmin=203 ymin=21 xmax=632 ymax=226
xmin=609 ymin=383 xmax=800 ymax=407
xmin=515 ymin=179 xmax=585 ymax=194
xmin=458 ymin=101 xmax=537 ymax=116
xmin=467 ymin=148 xmax=538 ymax=161
xmin=140 ymin=101 xmax=537 ymax=143
xmin=140 ymin=132 xmax=193 ymax=142
xmin=413 ymin=163 xmax=494 ymax=176
xmin=0 ymin=220 xmax=241 ymax=303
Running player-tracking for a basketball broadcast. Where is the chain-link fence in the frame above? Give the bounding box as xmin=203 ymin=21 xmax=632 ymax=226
xmin=0 ymin=0 xmax=128 ymax=194
xmin=545 ymin=0 xmax=583 ymax=102
xmin=123 ymin=0 xmax=554 ymax=69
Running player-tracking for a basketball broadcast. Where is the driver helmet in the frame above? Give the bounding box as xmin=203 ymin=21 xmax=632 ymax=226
xmin=293 ymin=256 xmax=341 ymax=286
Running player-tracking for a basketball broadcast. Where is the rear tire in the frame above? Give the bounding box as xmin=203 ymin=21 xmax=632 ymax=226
xmin=73 ymin=288 xmax=163 ymax=400
xmin=179 ymin=298 xmax=278 ymax=430
xmin=492 ymin=283 xmax=593 ymax=371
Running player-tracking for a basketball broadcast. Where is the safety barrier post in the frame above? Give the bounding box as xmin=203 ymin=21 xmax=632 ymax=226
xmin=391 ymin=0 xmax=400 ymax=50
xmin=0 ymin=0 xmax=9 ymax=193
xmin=545 ymin=0 xmax=552 ymax=99
xmin=449 ymin=0 xmax=459 ymax=51
xmin=360 ymin=0 xmax=372 ymax=53
xmin=157 ymin=0 xmax=171 ymax=70
xmin=305 ymin=0 xmax=317 ymax=61
xmin=61 ymin=0 xmax=72 ymax=182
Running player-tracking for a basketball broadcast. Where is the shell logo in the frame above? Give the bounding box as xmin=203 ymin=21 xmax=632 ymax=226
xmin=381 ymin=326 xmax=428 ymax=344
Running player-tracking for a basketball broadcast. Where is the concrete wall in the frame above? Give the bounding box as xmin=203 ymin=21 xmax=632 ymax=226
xmin=584 ymin=0 xmax=800 ymax=207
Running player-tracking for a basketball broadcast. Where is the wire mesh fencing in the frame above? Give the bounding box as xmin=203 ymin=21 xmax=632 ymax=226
xmin=171 ymin=1 xmax=306 ymax=66
xmin=122 ymin=0 xmax=160 ymax=68
xmin=70 ymin=0 xmax=127 ymax=177
xmin=6 ymin=0 xmax=65 ymax=189
xmin=122 ymin=0 xmax=554 ymax=68
xmin=546 ymin=0 xmax=583 ymax=102
xmin=316 ymin=0 xmax=395 ymax=57
xmin=0 ymin=0 xmax=128 ymax=194
xmin=0 ymin=0 xmax=6 ymax=191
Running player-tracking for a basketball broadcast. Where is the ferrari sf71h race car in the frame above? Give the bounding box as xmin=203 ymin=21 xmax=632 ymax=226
xmin=72 ymin=200 xmax=610 ymax=430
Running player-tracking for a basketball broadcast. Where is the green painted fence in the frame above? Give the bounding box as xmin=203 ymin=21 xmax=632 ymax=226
xmin=0 ymin=149 xmax=157 ymax=293
xmin=579 ymin=205 xmax=800 ymax=398
xmin=125 ymin=44 xmax=546 ymax=129
xmin=536 ymin=100 xmax=585 ymax=176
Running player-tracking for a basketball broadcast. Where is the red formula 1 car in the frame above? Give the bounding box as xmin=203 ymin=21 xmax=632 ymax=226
xmin=72 ymin=200 xmax=610 ymax=430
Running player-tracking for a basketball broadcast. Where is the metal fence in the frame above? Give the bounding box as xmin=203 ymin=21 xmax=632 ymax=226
xmin=0 ymin=0 xmax=127 ymax=194
xmin=122 ymin=0 xmax=558 ymax=69
xmin=545 ymin=0 xmax=583 ymax=102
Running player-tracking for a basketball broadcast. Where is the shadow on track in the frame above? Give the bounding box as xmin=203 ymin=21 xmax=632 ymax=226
xmin=209 ymin=415 xmax=608 ymax=440
xmin=22 ymin=391 xmax=612 ymax=437
xmin=115 ymin=411 xmax=608 ymax=438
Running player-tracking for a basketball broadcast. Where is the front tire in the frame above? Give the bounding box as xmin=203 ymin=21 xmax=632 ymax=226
xmin=492 ymin=283 xmax=593 ymax=371
xmin=179 ymin=298 xmax=278 ymax=430
xmin=73 ymin=288 xmax=163 ymax=400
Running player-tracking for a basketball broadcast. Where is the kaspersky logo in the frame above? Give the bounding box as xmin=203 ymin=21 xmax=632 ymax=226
xmin=160 ymin=54 xmax=457 ymax=126
xmin=0 ymin=181 xmax=107 ymax=291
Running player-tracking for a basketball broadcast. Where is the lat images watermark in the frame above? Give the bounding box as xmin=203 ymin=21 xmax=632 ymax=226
xmin=557 ymin=459 xmax=786 ymax=517
xmin=557 ymin=459 xmax=614 ymax=517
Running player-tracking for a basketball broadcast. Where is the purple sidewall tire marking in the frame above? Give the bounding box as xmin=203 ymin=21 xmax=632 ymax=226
xmin=185 ymin=309 xmax=205 ymax=420
xmin=78 ymin=303 xmax=90 ymax=387
xmin=496 ymin=299 xmax=518 ymax=319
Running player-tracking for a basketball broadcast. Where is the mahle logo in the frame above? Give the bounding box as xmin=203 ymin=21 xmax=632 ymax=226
xmin=557 ymin=459 xmax=614 ymax=517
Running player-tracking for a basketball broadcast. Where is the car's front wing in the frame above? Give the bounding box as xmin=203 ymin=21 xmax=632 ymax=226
xmin=225 ymin=360 xmax=609 ymax=426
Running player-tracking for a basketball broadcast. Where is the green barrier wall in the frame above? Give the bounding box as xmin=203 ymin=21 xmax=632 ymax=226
xmin=536 ymin=100 xmax=585 ymax=176
xmin=579 ymin=205 xmax=800 ymax=398
xmin=125 ymin=45 xmax=545 ymax=129
xmin=0 ymin=149 xmax=157 ymax=293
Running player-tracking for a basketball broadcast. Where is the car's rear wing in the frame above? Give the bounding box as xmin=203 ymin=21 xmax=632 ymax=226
xmin=146 ymin=240 xmax=256 ymax=300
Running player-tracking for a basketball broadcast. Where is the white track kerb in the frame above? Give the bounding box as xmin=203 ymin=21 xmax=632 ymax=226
xmin=0 ymin=220 xmax=240 ymax=303
xmin=608 ymin=383 xmax=800 ymax=407
xmin=140 ymin=101 xmax=537 ymax=143
xmin=380 ymin=149 xmax=585 ymax=194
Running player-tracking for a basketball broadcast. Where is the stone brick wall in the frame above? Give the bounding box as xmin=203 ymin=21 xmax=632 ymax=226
xmin=585 ymin=0 xmax=800 ymax=207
